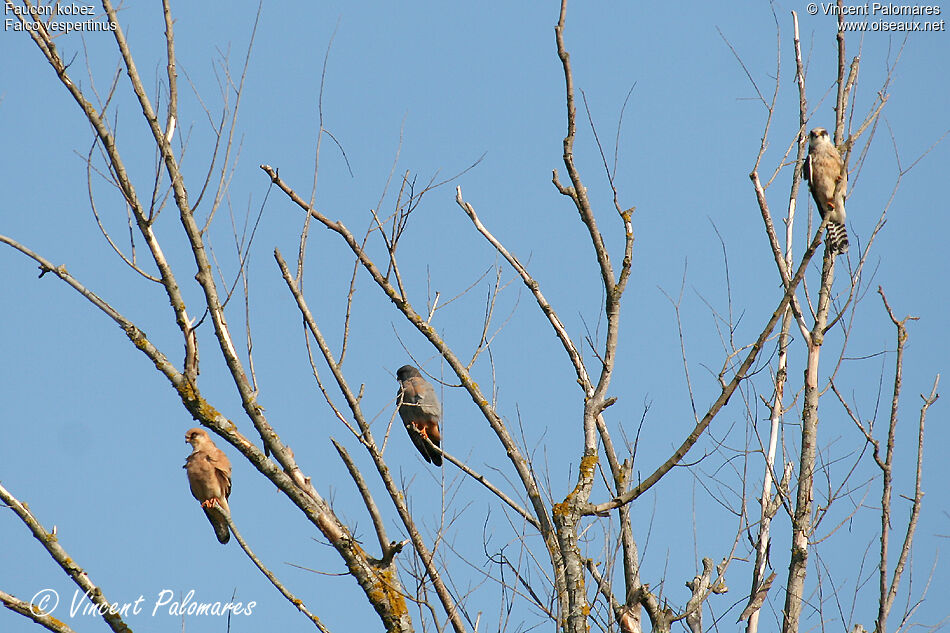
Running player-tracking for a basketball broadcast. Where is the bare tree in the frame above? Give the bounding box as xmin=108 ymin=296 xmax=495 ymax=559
xmin=1 ymin=1 xmax=941 ymax=633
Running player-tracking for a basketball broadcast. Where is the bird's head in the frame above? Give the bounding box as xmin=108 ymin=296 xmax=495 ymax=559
xmin=808 ymin=127 xmax=830 ymax=147
xmin=396 ymin=365 xmax=421 ymax=382
xmin=185 ymin=427 xmax=212 ymax=449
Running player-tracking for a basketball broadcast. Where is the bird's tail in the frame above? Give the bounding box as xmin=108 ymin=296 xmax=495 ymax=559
xmin=204 ymin=501 xmax=231 ymax=544
xmin=428 ymin=438 xmax=443 ymax=467
xmin=204 ymin=508 xmax=231 ymax=544
xmin=826 ymin=222 xmax=849 ymax=254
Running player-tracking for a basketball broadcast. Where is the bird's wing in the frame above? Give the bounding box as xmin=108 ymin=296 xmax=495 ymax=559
xmin=414 ymin=378 xmax=442 ymax=420
xmin=209 ymin=446 xmax=232 ymax=502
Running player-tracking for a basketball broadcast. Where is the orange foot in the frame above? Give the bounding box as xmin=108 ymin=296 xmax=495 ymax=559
xmin=418 ymin=428 xmax=430 ymax=440
xmin=201 ymin=499 xmax=220 ymax=509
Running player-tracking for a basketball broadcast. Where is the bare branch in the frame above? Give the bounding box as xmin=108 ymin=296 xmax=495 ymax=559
xmin=591 ymin=224 xmax=826 ymax=515
xmin=262 ymin=165 xmax=555 ymax=553
xmin=683 ymin=557 xmax=729 ymax=633
xmin=332 ymin=438 xmax=393 ymax=561
xmin=0 ymin=482 xmax=133 ymax=633
xmin=274 ymin=248 xmax=465 ymax=633
xmin=0 ymin=589 xmax=79 ymax=633
xmin=872 ymin=288 xmax=935 ymax=633
xmin=221 ymin=509 xmax=332 ymax=632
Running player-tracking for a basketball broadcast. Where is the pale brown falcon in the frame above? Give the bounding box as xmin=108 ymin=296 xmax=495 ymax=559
xmin=396 ymin=365 xmax=443 ymax=466
xmin=803 ymin=127 xmax=849 ymax=253
xmin=184 ymin=428 xmax=233 ymax=544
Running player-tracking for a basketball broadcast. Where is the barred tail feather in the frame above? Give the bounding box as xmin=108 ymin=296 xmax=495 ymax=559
xmin=827 ymin=222 xmax=849 ymax=254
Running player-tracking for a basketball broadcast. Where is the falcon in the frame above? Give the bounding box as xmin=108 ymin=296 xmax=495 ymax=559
xmin=396 ymin=365 xmax=443 ymax=466
xmin=803 ymin=127 xmax=849 ymax=253
xmin=184 ymin=427 xmax=233 ymax=544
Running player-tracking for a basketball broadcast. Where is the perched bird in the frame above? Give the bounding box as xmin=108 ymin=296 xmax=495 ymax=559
xmin=184 ymin=428 xmax=232 ymax=544
xmin=803 ymin=127 xmax=849 ymax=254
xmin=396 ymin=365 xmax=443 ymax=466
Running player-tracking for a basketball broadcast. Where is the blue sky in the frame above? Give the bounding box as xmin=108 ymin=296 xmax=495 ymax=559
xmin=1 ymin=2 xmax=948 ymax=632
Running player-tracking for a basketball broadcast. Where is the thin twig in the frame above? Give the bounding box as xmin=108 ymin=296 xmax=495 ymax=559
xmin=222 ymin=510 xmax=332 ymax=632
